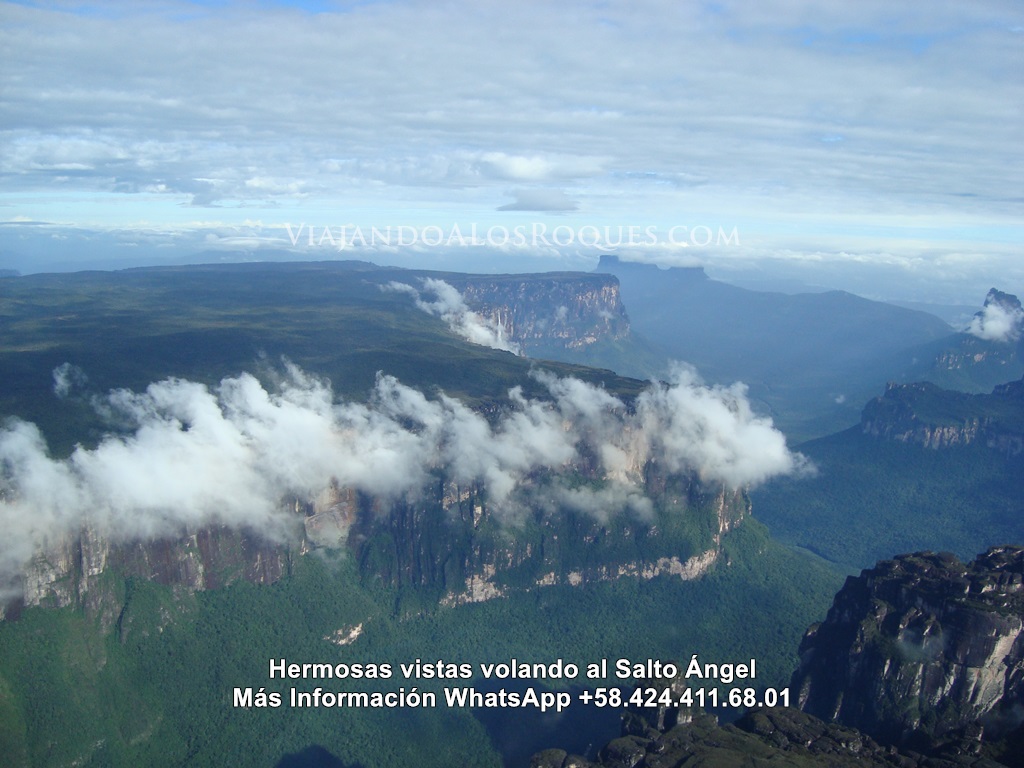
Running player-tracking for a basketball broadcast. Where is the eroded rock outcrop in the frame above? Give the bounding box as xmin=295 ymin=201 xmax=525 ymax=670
xmin=4 ymin=462 xmax=746 ymax=622
xmin=792 ymin=547 xmax=1024 ymax=751
xmin=861 ymin=378 xmax=1024 ymax=453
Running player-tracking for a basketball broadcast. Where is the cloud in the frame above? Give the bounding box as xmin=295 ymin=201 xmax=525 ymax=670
xmin=2 ymin=0 xmax=1020 ymax=290
xmin=632 ymin=365 xmax=814 ymax=488
xmin=967 ymin=291 xmax=1024 ymax=342
xmin=497 ymin=189 xmax=580 ymax=212
xmin=52 ymin=362 xmax=87 ymax=398
xmin=0 ymin=360 xmax=807 ymax=595
xmin=476 ymin=153 xmax=603 ymax=183
xmin=384 ymin=278 xmax=521 ymax=354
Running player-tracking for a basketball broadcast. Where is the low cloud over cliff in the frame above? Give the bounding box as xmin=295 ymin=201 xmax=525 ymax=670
xmin=384 ymin=278 xmax=521 ymax=353
xmin=966 ymin=289 xmax=1024 ymax=342
xmin=0 ymin=363 xmax=807 ymax=595
xmin=968 ymin=302 xmax=1024 ymax=342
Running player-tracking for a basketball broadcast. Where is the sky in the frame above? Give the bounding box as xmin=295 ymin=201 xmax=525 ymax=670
xmin=1 ymin=0 xmax=1022 ymax=303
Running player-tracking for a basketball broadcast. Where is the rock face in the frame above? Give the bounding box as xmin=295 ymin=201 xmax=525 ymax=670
xmin=532 ymin=547 xmax=1024 ymax=768
xmin=792 ymin=547 xmax=1024 ymax=750
xmin=972 ymin=290 xmax=1024 ymax=341
xmin=5 ymin=460 xmax=745 ymax=621
xmin=861 ymin=378 xmax=1024 ymax=453
xmin=922 ymin=290 xmax=1024 ymax=393
xmin=5 ymin=525 xmax=289 ymax=623
xmin=351 ymin=466 xmax=746 ymax=602
xmin=447 ymin=273 xmax=631 ymax=356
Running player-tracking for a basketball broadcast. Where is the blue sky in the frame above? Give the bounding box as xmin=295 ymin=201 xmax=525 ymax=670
xmin=1 ymin=0 xmax=1022 ymax=303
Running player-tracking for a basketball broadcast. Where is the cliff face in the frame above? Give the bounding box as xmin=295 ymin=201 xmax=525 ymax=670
xmin=921 ymin=290 xmax=1024 ymax=394
xmin=5 ymin=461 xmax=745 ymax=621
xmin=352 ymin=469 xmax=746 ymax=606
xmin=861 ymin=377 xmax=1024 ymax=453
xmin=448 ymin=274 xmax=631 ymax=355
xmin=6 ymin=484 xmax=355 ymax=621
xmin=792 ymin=547 xmax=1024 ymax=749
xmin=532 ymin=708 xmax=977 ymax=768
xmin=5 ymin=526 xmax=289 ymax=623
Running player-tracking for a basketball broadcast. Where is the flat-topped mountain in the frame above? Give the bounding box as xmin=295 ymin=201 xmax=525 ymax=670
xmin=752 ymin=374 xmax=1024 ymax=569
xmin=595 ymin=255 xmax=957 ymax=440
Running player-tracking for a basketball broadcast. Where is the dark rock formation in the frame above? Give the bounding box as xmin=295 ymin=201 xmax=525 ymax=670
xmin=532 ymin=547 xmax=1024 ymax=767
xmin=792 ymin=547 xmax=1024 ymax=753
xmin=5 ymin=524 xmax=291 ymax=624
xmin=5 ymin=462 xmax=746 ymax=620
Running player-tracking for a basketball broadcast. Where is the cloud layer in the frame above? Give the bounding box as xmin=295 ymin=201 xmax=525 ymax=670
xmin=0 ymin=363 xmax=807 ymax=593
xmin=0 ymin=0 xmax=1021 ymax=296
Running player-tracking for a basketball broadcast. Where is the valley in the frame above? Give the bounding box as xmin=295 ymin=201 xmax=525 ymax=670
xmin=1 ymin=260 xmax=1022 ymax=767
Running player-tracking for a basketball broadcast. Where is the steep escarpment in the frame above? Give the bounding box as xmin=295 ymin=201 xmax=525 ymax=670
xmin=861 ymin=377 xmax=1024 ymax=452
xmin=792 ymin=547 xmax=1024 ymax=752
xmin=353 ymin=469 xmax=746 ymax=605
xmin=450 ymin=273 xmax=630 ymax=355
xmin=15 ymin=527 xmax=288 ymax=620
xmin=916 ymin=289 xmax=1024 ymax=394
xmin=5 ymin=452 xmax=748 ymax=621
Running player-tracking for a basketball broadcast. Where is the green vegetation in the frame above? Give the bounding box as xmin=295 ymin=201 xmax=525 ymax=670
xmin=0 ymin=261 xmax=846 ymax=766
xmin=0 ymin=522 xmax=841 ymax=768
xmin=0 ymin=263 xmax=646 ymax=455
xmin=752 ymin=427 xmax=1024 ymax=570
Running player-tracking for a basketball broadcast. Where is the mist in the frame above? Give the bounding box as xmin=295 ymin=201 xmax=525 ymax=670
xmin=384 ymin=278 xmax=521 ymax=353
xmin=967 ymin=302 xmax=1024 ymax=343
xmin=0 ymin=362 xmax=806 ymax=594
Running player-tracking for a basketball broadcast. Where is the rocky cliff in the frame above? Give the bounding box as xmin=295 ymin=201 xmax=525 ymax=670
xmin=4 ymin=526 xmax=289 ymax=624
xmin=448 ymin=273 xmax=631 ymax=356
xmin=919 ymin=289 xmax=1024 ymax=394
xmin=792 ymin=547 xmax=1024 ymax=753
xmin=531 ymin=707 xmax=1004 ymax=768
xmin=533 ymin=547 xmax=1024 ymax=768
xmin=861 ymin=377 xmax=1024 ymax=453
xmin=353 ymin=468 xmax=746 ymax=606
xmin=5 ymin=460 xmax=746 ymax=622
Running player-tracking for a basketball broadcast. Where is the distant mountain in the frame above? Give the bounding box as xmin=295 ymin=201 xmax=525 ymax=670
xmin=906 ymin=288 xmax=1024 ymax=394
xmin=752 ymin=375 xmax=1024 ymax=569
xmin=595 ymin=255 xmax=956 ymax=440
xmin=433 ymin=271 xmax=666 ymax=377
xmin=0 ymin=261 xmax=651 ymax=454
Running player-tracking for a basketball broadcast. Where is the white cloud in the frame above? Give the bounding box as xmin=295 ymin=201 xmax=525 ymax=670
xmin=52 ymin=362 xmax=87 ymax=398
xmin=0 ymin=360 xmax=807 ymax=593
xmin=632 ymin=365 xmax=814 ymax=489
xmin=497 ymin=189 xmax=579 ymax=212
xmin=0 ymin=0 xmax=1020 ymax=272
xmin=384 ymin=278 xmax=521 ymax=354
xmin=967 ymin=299 xmax=1024 ymax=342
